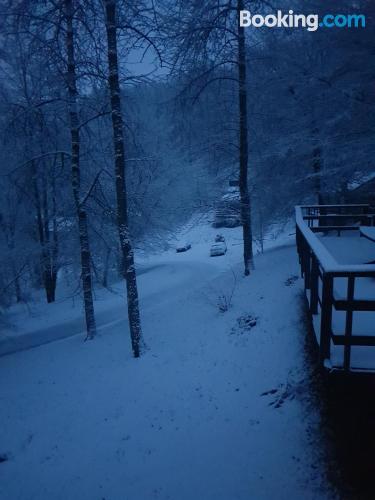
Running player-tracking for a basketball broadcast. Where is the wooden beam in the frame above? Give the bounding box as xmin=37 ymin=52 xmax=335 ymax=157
xmin=320 ymin=274 xmax=333 ymax=362
xmin=333 ymin=299 xmax=375 ymax=311
xmin=344 ymin=277 xmax=355 ymax=370
xmin=332 ymin=335 xmax=375 ymax=347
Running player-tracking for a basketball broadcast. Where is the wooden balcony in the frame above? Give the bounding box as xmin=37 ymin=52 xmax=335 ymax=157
xmin=296 ymin=204 xmax=375 ymax=372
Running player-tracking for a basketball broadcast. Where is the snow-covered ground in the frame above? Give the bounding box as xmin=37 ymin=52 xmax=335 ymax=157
xmin=0 ymin=214 xmax=295 ymax=355
xmin=0 ymin=217 xmax=335 ymax=499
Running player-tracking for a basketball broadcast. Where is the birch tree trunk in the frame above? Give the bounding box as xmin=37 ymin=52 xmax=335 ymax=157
xmin=65 ymin=0 xmax=96 ymax=340
xmin=237 ymin=0 xmax=253 ymax=276
xmin=104 ymin=0 xmax=142 ymax=358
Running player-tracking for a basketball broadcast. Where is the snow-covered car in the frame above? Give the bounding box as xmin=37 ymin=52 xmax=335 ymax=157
xmin=210 ymin=242 xmax=227 ymax=257
xmin=176 ymin=243 xmax=191 ymax=253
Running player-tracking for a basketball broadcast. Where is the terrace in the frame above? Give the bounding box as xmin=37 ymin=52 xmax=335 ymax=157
xmin=296 ymin=204 xmax=375 ymax=372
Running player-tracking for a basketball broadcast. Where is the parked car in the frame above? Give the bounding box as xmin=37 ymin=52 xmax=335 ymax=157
xmin=210 ymin=241 xmax=227 ymax=257
xmin=176 ymin=243 xmax=191 ymax=253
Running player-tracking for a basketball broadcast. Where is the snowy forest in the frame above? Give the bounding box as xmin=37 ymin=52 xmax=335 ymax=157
xmin=1 ymin=1 xmax=375 ymax=499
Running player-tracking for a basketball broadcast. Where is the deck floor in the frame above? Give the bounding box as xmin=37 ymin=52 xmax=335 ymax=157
xmin=317 ymin=230 xmax=375 ymax=265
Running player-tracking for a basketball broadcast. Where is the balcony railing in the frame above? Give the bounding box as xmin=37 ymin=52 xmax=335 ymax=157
xmin=296 ymin=204 xmax=375 ymax=372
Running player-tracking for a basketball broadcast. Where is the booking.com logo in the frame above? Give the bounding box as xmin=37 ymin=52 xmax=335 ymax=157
xmin=240 ymin=10 xmax=366 ymax=32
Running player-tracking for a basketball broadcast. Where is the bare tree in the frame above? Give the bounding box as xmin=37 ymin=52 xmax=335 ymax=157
xmin=0 ymin=31 xmax=62 ymax=304
xmin=165 ymin=0 xmax=254 ymax=275
xmin=103 ymin=0 xmax=143 ymax=357
xmin=65 ymin=0 xmax=96 ymax=339
xmin=31 ymin=157 xmax=59 ymax=302
xmin=237 ymin=0 xmax=253 ymax=274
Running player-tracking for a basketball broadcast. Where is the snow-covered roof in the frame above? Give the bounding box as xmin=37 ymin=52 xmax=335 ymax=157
xmin=221 ymin=188 xmax=240 ymax=201
xmin=347 ymin=171 xmax=375 ymax=191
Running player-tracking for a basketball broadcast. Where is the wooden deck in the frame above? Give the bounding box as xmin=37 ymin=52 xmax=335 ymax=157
xmin=360 ymin=226 xmax=375 ymax=243
xmin=296 ymin=204 xmax=375 ymax=372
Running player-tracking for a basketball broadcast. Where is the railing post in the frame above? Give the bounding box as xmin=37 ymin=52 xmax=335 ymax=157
xmin=299 ymin=232 xmax=306 ymax=278
xmin=304 ymin=247 xmax=311 ymax=289
xmin=344 ymin=276 xmax=355 ymax=371
xmin=310 ymin=256 xmax=319 ymax=314
xmin=320 ymin=273 xmax=333 ymax=364
xmin=296 ymin=225 xmax=301 ymax=258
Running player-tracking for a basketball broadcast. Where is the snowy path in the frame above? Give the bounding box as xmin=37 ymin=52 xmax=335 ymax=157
xmin=0 ymin=246 xmax=334 ymax=500
xmin=0 ymin=260 xmax=220 ymax=356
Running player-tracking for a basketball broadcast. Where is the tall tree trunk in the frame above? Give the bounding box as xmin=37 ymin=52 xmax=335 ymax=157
xmin=237 ymin=0 xmax=253 ymax=276
xmin=312 ymin=123 xmax=323 ymax=205
xmin=31 ymin=159 xmax=53 ymax=302
xmin=65 ymin=0 xmax=96 ymax=340
xmin=41 ymin=171 xmax=56 ymax=303
xmin=104 ymin=0 xmax=142 ymax=358
xmin=12 ymin=262 xmax=22 ymax=303
xmin=50 ymin=156 xmax=59 ymax=302
xmin=313 ymin=146 xmax=323 ymax=204
xmin=102 ymin=247 xmax=111 ymax=288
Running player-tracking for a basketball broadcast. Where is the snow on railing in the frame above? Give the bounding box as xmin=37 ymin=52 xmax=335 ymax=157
xmin=295 ymin=205 xmax=375 ymax=274
xmin=295 ymin=204 xmax=375 ymax=372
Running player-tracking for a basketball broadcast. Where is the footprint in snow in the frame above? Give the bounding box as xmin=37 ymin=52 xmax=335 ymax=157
xmin=231 ymin=314 xmax=258 ymax=336
xmin=261 ymin=383 xmax=296 ymax=409
xmin=285 ymin=275 xmax=299 ymax=287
